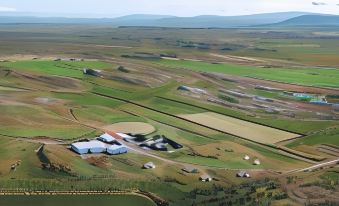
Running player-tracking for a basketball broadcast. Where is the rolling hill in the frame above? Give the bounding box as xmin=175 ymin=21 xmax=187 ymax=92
xmin=0 ymin=12 xmax=312 ymax=27
xmin=271 ymin=15 xmax=339 ymax=27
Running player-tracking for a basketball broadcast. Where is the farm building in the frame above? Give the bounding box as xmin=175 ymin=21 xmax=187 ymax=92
xmin=153 ymin=143 xmax=168 ymax=151
xmin=98 ymin=133 xmax=116 ymax=143
xmin=71 ymin=140 xmax=106 ymax=155
xmin=182 ymin=166 xmax=199 ymax=173
xmin=143 ymin=162 xmax=156 ymax=169
xmin=243 ymin=155 xmax=250 ymax=160
xmin=237 ymin=171 xmax=250 ymax=178
xmin=107 ymin=145 xmax=128 ymax=155
xmin=200 ymin=174 xmax=212 ymax=182
xmin=164 ymin=137 xmax=183 ymax=149
xmin=117 ymin=133 xmax=134 ymax=139
xmin=254 ymin=159 xmax=261 ymax=165
xmin=177 ymin=86 xmax=207 ymax=95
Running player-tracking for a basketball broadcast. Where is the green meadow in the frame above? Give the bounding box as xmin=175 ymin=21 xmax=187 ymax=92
xmin=156 ymin=59 xmax=339 ymax=88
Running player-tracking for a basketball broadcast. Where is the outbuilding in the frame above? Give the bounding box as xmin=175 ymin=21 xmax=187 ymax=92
xmin=182 ymin=166 xmax=199 ymax=173
xmin=98 ymin=133 xmax=116 ymax=143
xmin=254 ymin=159 xmax=261 ymax=165
xmin=237 ymin=171 xmax=250 ymax=178
xmin=71 ymin=140 xmax=106 ymax=154
xmin=107 ymin=145 xmax=128 ymax=155
xmin=200 ymin=174 xmax=212 ymax=182
xmin=143 ymin=162 xmax=156 ymax=169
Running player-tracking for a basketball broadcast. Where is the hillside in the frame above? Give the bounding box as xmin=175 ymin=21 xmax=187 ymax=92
xmin=0 ymin=12 xmax=311 ymax=27
xmin=272 ymin=15 xmax=339 ymax=26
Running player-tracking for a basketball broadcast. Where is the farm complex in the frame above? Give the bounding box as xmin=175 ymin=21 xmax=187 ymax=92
xmin=0 ymin=23 xmax=338 ymax=206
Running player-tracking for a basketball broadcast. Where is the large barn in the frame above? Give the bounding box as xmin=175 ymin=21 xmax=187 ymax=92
xmin=71 ymin=140 xmax=106 ymax=154
xmin=107 ymin=145 xmax=128 ymax=155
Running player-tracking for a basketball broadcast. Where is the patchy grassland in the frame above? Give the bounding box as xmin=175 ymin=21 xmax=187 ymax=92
xmin=156 ymin=59 xmax=339 ymax=88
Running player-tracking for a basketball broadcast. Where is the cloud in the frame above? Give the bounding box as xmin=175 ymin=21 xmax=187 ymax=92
xmin=0 ymin=6 xmax=17 ymax=12
xmin=312 ymin=2 xmax=327 ymax=5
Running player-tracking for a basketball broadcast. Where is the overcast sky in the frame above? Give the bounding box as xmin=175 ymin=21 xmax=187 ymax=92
xmin=0 ymin=0 xmax=339 ymax=17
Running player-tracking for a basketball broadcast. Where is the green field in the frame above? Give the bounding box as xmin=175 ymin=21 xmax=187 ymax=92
xmin=156 ymin=59 xmax=339 ymax=88
xmin=0 ymin=195 xmax=155 ymax=206
xmin=1 ymin=25 xmax=339 ymax=206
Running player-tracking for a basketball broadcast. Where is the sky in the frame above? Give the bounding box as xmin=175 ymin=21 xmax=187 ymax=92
xmin=0 ymin=0 xmax=339 ymax=17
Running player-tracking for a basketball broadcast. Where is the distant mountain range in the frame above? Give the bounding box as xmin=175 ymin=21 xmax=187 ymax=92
xmin=0 ymin=12 xmax=338 ymax=28
xmin=270 ymin=15 xmax=339 ymax=27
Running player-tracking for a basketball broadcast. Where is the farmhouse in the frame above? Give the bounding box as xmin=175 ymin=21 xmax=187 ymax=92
xmin=200 ymin=174 xmax=212 ymax=182
xmin=98 ymin=133 xmax=116 ymax=143
xmin=107 ymin=145 xmax=128 ymax=155
xmin=71 ymin=140 xmax=106 ymax=155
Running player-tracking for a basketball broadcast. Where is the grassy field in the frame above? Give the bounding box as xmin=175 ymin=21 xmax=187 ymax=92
xmin=179 ymin=112 xmax=299 ymax=145
xmin=103 ymin=122 xmax=156 ymax=135
xmin=1 ymin=25 xmax=339 ymax=205
xmin=0 ymin=195 xmax=156 ymax=206
xmin=156 ymin=59 xmax=339 ymax=88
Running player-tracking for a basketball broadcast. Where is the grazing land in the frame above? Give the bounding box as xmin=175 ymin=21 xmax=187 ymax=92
xmin=0 ymin=24 xmax=338 ymax=206
xmin=179 ymin=112 xmax=300 ymax=144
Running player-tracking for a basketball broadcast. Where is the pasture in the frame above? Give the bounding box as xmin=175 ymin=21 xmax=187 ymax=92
xmin=179 ymin=112 xmax=300 ymax=145
xmin=157 ymin=59 xmax=339 ymax=88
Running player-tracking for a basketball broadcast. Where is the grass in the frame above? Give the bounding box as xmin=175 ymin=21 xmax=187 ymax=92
xmin=156 ymin=59 xmax=339 ymax=88
xmin=0 ymin=105 xmax=92 ymax=139
xmin=0 ymin=195 xmax=156 ymax=206
xmin=287 ymin=128 xmax=339 ymax=147
xmin=0 ymin=61 xmax=84 ymax=78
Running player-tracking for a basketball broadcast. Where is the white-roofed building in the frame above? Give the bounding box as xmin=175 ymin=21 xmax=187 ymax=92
xmin=71 ymin=140 xmax=106 ymax=155
xmin=143 ymin=162 xmax=156 ymax=169
xmin=117 ymin=133 xmax=134 ymax=139
xmin=98 ymin=133 xmax=115 ymax=143
xmin=107 ymin=145 xmax=128 ymax=155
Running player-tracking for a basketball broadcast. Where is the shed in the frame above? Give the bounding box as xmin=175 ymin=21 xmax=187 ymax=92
xmin=71 ymin=140 xmax=106 ymax=154
xmin=200 ymin=174 xmax=212 ymax=182
xmin=98 ymin=133 xmax=115 ymax=143
xmin=243 ymin=155 xmax=250 ymax=160
xmin=107 ymin=145 xmax=128 ymax=155
xmin=237 ymin=171 xmax=250 ymax=178
xmin=254 ymin=159 xmax=261 ymax=165
xmin=182 ymin=166 xmax=199 ymax=173
xmin=143 ymin=162 xmax=156 ymax=169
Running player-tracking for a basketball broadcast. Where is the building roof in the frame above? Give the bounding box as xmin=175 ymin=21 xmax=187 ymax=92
xmin=182 ymin=166 xmax=199 ymax=173
xmin=143 ymin=162 xmax=155 ymax=169
xmin=99 ymin=133 xmax=115 ymax=142
xmin=200 ymin=174 xmax=212 ymax=180
xmin=108 ymin=144 xmax=126 ymax=150
xmin=117 ymin=133 xmax=133 ymax=139
xmin=71 ymin=140 xmax=106 ymax=150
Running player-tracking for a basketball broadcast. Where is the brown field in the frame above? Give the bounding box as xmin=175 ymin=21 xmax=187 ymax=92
xmin=179 ymin=112 xmax=300 ymax=145
xmin=103 ymin=122 xmax=156 ymax=135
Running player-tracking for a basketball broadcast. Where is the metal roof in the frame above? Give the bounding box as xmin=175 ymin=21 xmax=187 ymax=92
xmin=99 ymin=133 xmax=115 ymax=142
xmin=108 ymin=144 xmax=127 ymax=150
xmin=71 ymin=140 xmax=106 ymax=150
